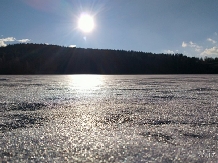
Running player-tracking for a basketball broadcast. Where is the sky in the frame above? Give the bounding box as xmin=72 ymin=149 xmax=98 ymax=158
xmin=1 ymin=0 xmax=218 ymax=58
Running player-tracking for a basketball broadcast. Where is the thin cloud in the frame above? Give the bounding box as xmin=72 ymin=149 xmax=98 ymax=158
xmin=182 ymin=41 xmax=202 ymax=52
xmin=164 ymin=50 xmax=174 ymax=54
xmin=17 ymin=39 xmax=30 ymax=43
xmin=207 ymin=38 xmax=216 ymax=44
xmin=189 ymin=41 xmax=202 ymax=51
xmin=201 ymin=46 xmax=218 ymax=57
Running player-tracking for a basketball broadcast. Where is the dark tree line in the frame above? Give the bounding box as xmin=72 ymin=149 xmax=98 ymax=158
xmin=0 ymin=43 xmax=218 ymax=74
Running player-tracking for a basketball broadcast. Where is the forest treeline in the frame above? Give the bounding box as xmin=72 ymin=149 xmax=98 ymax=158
xmin=0 ymin=43 xmax=218 ymax=74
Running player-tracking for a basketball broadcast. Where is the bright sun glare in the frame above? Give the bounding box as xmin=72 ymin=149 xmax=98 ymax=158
xmin=78 ymin=14 xmax=94 ymax=33
xmin=69 ymin=75 xmax=103 ymax=91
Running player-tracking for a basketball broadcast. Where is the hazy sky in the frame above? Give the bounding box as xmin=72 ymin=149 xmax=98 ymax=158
xmin=1 ymin=0 xmax=218 ymax=58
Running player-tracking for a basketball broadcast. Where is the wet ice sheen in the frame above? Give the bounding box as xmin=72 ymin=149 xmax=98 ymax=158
xmin=0 ymin=75 xmax=218 ymax=162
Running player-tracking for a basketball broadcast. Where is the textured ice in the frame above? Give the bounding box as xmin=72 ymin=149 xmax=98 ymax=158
xmin=0 ymin=75 xmax=218 ymax=162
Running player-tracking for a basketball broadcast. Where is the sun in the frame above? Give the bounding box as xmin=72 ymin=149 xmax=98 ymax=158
xmin=78 ymin=14 xmax=94 ymax=33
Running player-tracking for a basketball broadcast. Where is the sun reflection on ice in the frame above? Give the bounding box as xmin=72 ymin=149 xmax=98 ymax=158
xmin=68 ymin=75 xmax=104 ymax=92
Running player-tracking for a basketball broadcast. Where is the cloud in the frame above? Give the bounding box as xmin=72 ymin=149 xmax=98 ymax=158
xmin=182 ymin=41 xmax=202 ymax=52
xmin=207 ymin=38 xmax=216 ymax=44
xmin=0 ymin=41 xmax=7 ymax=47
xmin=182 ymin=36 xmax=218 ymax=58
xmin=182 ymin=41 xmax=187 ymax=47
xmin=69 ymin=45 xmax=76 ymax=48
xmin=0 ymin=37 xmax=16 ymax=42
xmin=0 ymin=37 xmax=16 ymax=47
xmin=201 ymin=46 xmax=218 ymax=57
xmin=0 ymin=37 xmax=30 ymax=47
xmin=189 ymin=41 xmax=202 ymax=51
xmin=17 ymin=39 xmax=30 ymax=43
xmin=164 ymin=50 xmax=174 ymax=54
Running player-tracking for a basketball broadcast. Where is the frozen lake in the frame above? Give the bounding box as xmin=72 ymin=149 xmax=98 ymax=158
xmin=0 ymin=75 xmax=218 ymax=162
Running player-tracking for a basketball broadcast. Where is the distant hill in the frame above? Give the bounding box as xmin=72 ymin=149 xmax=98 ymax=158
xmin=0 ymin=43 xmax=217 ymax=74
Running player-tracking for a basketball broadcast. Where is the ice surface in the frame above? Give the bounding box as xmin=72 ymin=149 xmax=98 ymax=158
xmin=0 ymin=75 xmax=218 ymax=162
